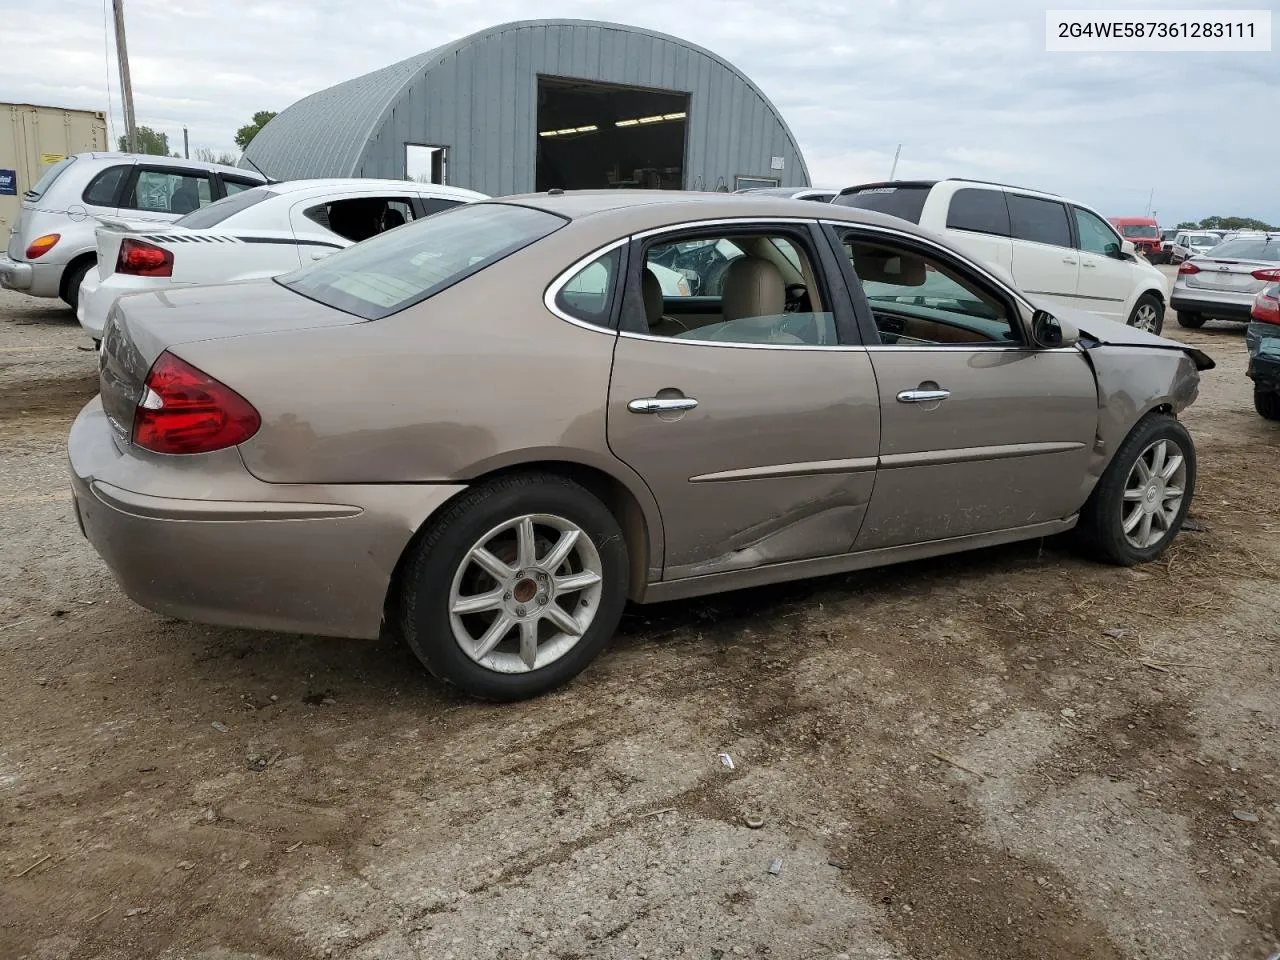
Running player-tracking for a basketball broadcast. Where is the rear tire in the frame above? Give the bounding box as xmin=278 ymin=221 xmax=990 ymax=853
xmin=1077 ymin=414 xmax=1195 ymax=566
xmin=1175 ymin=310 xmax=1205 ymax=329
xmin=1255 ymin=388 xmax=1280 ymax=421
xmin=60 ymin=259 xmax=92 ymax=312
xmin=1127 ymin=294 xmax=1164 ymax=334
xmin=399 ymin=473 xmax=629 ymax=701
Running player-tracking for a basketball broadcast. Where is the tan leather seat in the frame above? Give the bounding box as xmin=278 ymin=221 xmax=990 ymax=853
xmin=721 ymin=256 xmax=785 ymax=322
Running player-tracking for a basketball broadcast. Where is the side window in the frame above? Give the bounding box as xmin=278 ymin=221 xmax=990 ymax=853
xmin=638 ymin=230 xmax=837 ymax=346
xmin=946 ymin=188 xmax=1010 ymax=236
xmin=1073 ymin=207 xmax=1121 ymax=257
xmin=419 ymin=197 xmax=464 ymax=217
xmin=124 ymin=170 xmax=213 ymax=214
xmin=1006 ymin=194 xmax=1072 ymax=248
xmin=839 ymin=232 xmax=1020 ymax=346
xmin=82 ymin=166 xmax=129 ymax=207
xmin=222 ymin=177 xmax=261 ymax=197
xmin=555 ymin=248 xmax=621 ymax=328
xmin=307 ymin=197 xmax=415 ymax=243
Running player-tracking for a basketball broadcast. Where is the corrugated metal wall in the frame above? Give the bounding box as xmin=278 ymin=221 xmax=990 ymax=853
xmin=245 ymin=20 xmax=809 ymax=195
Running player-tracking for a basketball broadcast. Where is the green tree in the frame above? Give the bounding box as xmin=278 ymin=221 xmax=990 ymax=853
xmin=1176 ymin=221 xmax=1197 ymax=229
xmin=1178 ymin=215 xmax=1276 ymax=231
xmin=234 ymin=111 xmax=277 ymax=151
xmin=117 ymin=126 xmax=170 ymax=156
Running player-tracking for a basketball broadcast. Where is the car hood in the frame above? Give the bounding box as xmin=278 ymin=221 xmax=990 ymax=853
xmin=1032 ymin=298 xmax=1215 ymax=371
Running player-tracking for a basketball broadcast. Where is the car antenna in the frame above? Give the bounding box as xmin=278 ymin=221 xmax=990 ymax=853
xmin=240 ymin=152 xmax=277 ymax=185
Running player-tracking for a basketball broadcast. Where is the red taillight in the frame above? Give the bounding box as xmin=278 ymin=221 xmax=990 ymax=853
xmin=131 ymin=351 xmax=260 ymax=454
xmin=1251 ymin=267 xmax=1280 ymax=282
xmin=25 ymin=234 xmax=59 ymax=259
xmin=1252 ymin=287 xmax=1280 ymax=326
xmin=116 ymin=238 xmax=173 ymax=277
xmin=1177 ymin=262 xmax=1200 ymax=275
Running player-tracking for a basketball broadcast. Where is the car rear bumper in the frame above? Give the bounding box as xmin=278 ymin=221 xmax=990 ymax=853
xmin=0 ymin=254 xmax=62 ymax=297
xmin=1247 ymin=321 xmax=1280 ymax=391
xmin=77 ymin=269 xmax=165 ymax=339
xmin=1171 ymin=286 xmax=1256 ymax=321
xmin=68 ymin=396 xmax=468 ymax=639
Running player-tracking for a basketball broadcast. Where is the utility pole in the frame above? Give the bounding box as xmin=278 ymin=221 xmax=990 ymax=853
xmin=112 ymin=0 xmax=138 ymax=153
xmin=183 ymin=126 xmax=189 ymax=159
xmin=1145 ymin=187 xmax=1154 ymax=218
xmin=889 ymin=143 xmax=902 ymax=181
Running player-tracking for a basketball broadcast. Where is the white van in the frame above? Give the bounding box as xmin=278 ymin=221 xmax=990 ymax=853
xmin=833 ymin=179 xmax=1170 ymax=333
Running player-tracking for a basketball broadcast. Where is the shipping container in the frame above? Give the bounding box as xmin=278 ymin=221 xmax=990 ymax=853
xmin=1 ymin=103 xmax=108 ymax=237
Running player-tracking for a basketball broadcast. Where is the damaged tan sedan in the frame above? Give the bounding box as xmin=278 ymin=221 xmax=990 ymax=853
xmin=70 ymin=192 xmax=1213 ymax=699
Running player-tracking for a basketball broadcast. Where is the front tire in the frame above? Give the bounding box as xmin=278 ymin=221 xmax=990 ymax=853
xmin=399 ymin=473 xmax=629 ymax=701
xmin=1176 ymin=310 xmax=1205 ymax=329
xmin=1077 ymin=414 xmax=1195 ymax=566
xmin=1256 ymin=388 xmax=1280 ymax=421
xmin=1128 ymin=294 xmax=1164 ymax=334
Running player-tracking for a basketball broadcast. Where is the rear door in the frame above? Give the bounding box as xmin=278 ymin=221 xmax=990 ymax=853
xmin=1071 ymin=206 xmax=1134 ymax=321
xmin=1005 ymin=192 xmax=1080 ymax=309
xmin=938 ymin=185 xmax=1014 ymax=275
xmin=829 ymin=222 xmax=1099 ymax=549
xmin=604 ymin=219 xmax=882 ymax=582
xmin=118 ymin=166 xmax=215 ymax=222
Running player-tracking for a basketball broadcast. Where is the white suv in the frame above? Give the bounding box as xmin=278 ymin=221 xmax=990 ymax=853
xmin=1 ymin=153 xmax=264 ymax=310
xmin=833 ymin=179 xmax=1170 ymax=333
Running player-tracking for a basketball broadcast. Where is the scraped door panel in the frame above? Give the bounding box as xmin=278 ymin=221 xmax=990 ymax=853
xmin=607 ymin=338 xmax=881 ymax=581
xmin=856 ymin=347 xmax=1099 ymax=550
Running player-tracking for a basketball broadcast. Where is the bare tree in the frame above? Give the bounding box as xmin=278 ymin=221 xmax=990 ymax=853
xmin=193 ymin=146 xmax=241 ymax=166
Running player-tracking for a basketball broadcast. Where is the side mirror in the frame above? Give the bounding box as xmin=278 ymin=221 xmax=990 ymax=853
xmin=1031 ymin=309 xmax=1079 ymax=349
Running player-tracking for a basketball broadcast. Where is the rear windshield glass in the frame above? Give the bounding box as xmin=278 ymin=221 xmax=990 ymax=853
xmin=279 ymin=203 xmax=566 ymax=320
xmin=25 ymin=157 xmax=75 ymax=200
xmin=1204 ymin=237 xmax=1280 ymax=261
xmin=832 ymin=185 xmax=929 ymax=224
xmin=1119 ymin=224 xmax=1159 ymax=239
xmin=175 ymin=187 xmax=276 ymax=227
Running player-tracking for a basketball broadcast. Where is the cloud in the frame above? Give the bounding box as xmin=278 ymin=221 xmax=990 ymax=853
xmin=3 ymin=0 xmax=1275 ymax=223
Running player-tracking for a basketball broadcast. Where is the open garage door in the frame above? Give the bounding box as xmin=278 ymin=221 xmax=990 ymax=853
xmin=536 ymin=76 xmax=688 ymax=191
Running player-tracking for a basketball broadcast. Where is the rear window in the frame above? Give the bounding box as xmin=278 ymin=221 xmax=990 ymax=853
xmin=279 ymin=203 xmax=566 ymax=320
xmin=832 ymin=185 xmax=930 ymax=224
xmin=82 ymin=165 xmax=129 ymax=206
xmin=25 ymin=157 xmax=75 ymax=200
xmin=946 ymin=188 xmax=1010 ymax=236
xmin=175 ymin=187 xmax=275 ymax=227
xmin=1205 ymin=237 xmax=1280 ymax=262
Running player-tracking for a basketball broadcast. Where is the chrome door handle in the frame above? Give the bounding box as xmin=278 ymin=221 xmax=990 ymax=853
xmin=1082 ymin=261 xmax=1097 ymax=268
xmin=628 ymin=396 xmax=699 ymax=414
xmin=1062 ymin=256 xmax=1078 ymax=264
xmin=896 ymin=388 xmax=951 ymax=404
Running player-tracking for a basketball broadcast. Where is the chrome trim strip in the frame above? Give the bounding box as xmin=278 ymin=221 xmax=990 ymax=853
xmin=632 ymin=217 xmax=814 ymax=241
xmin=542 ymin=237 xmax=630 ymax=334
xmin=1023 ymin=289 xmax=1125 ymax=303
xmin=879 ymin=441 xmax=1086 ymax=469
xmin=690 ymin=457 xmax=878 ymax=483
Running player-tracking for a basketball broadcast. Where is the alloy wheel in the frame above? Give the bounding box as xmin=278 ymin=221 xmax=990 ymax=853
xmin=1121 ymin=438 xmax=1188 ymax=549
xmin=448 ymin=513 xmax=604 ymax=674
xmin=1132 ymin=303 xmax=1160 ymax=333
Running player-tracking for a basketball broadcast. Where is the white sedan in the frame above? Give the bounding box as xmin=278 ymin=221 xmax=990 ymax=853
xmin=77 ymin=179 xmax=487 ymax=339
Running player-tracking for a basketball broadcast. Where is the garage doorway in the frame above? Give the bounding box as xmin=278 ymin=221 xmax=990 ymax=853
xmin=536 ymin=76 xmax=688 ymax=191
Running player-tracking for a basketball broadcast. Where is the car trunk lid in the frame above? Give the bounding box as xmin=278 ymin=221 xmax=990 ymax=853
xmin=1185 ymin=257 xmax=1267 ymax=293
xmin=94 ymin=216 xmax=180 ymax=279
xmin=97 ymin=279 xmax=362 ymax=444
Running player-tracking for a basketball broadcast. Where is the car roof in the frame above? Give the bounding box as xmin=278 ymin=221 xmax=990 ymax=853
xmin=494 ymin=189 xmax=943 ymax=239
xmin=736 ymin=186 xmax=838 ymax=197
xmin=1109 ymin=216 xmax=1158 ymax=224
xmin=78 ymin=151 xmax=261 ymax=177
xmin=837 ymin=178 xmax=1066 ymax=202
xmin=263 ymin=178 xmax=487 ymax=200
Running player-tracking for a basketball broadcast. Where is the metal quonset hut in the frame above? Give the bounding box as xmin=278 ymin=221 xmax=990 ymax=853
xmin=243 ymin=19 xmax=810 ymax=196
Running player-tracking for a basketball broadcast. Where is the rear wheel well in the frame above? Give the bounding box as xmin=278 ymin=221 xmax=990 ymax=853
xmin=59 ymin=252 xmax=97 ymax=302
xmin=384 ymin=461 xmax=653 ymax=630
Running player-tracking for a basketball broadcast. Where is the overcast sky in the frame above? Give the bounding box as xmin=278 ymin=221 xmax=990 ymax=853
xmin=4 ymin=0 xmax=1276 ymax=224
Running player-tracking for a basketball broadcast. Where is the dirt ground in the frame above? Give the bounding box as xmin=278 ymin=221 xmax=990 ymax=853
xmin=0 ymin=276 xmax=1277 ymax=960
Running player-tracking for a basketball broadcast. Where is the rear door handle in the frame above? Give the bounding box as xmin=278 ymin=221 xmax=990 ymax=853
xmin=896 ymin=388 xmax=951 ymax=404
xmin=1062 ymin=256 xmax=1079 ymax=264
xmin=628 ymin=397 xmax=699 ymax=414
xmin=1082 ymin=261 xmax=1097 ymax=269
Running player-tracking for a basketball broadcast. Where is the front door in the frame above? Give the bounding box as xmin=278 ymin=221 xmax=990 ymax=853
xmin=832 ymin=225 xmax=1100 ymax=551
xmin=1072 ymin=206 xmax=1137 ymax=322
xmin=605 ymin=221 xmax=881 ymax=581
